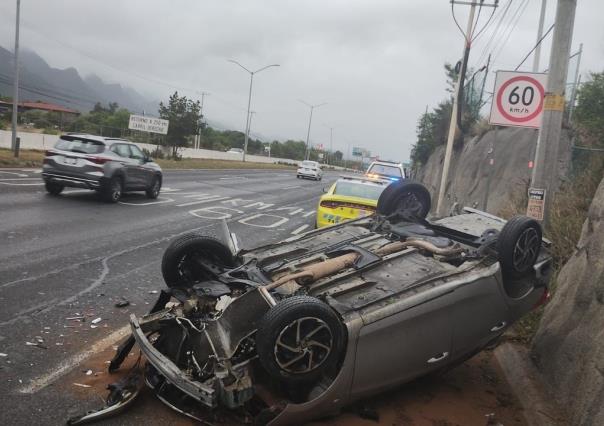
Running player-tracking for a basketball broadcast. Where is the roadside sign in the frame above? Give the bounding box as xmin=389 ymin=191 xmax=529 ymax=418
xmin=489 ymin=71 xmax=548 ymax=129
xmin=352 ymin=147 xmax=363 ymax=157
xmin=128 ymin=114 xmax=169 ymax=134
xmin=526 ymin=188 xmax=546 ymax=221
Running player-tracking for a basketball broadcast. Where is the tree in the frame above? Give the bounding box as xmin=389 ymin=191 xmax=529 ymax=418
xmin=158 ymin=91 xmax=202 ymax=158
xmin=574 ymin=71 xmax=604 ymax=145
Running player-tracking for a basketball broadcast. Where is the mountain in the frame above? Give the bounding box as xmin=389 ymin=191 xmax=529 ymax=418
xmin=0 ymin=46 xmax=156 ymax=114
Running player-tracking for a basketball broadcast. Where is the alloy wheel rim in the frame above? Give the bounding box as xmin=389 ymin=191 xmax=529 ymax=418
xmin=274 ymin=317 xmax=333 ymax=374
xmin=512 ymin=228 xmax=540 ymax=271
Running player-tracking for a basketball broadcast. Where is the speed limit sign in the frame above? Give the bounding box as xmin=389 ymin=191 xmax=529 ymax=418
xmin=489 ymin=71 xmax=548 ymax=129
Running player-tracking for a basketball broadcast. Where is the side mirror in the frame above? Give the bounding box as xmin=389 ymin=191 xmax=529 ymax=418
xmin=322 ymin=185 xmax=329 ymax=193
xmin=143 ymin=155 xmax=152 ymax=163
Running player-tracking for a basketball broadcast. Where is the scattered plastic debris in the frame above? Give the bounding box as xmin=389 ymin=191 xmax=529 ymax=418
xmin=25 ymin=341 xmax=47 ymax=349
xmin=73 ymin=383 xmax=91 ymax=388
xmin=55 ymin=343 xmax=63 ymax=346
xmin=115 ymin=300 xmax=130 ymax=308
xmin=66 ymin=316 xmax=85 ymax=321
xmin=85 ymin=369 xmax=93 ymax=376
xmin=90 ymin=325 xmax=98 ymax=329
xmin=149 ymin=290 xmax=159 ymax=294
xmin=91 ymin=318 xmax=102 ymax=324
xmin=0 ymin=353 xmax=7 ymax=357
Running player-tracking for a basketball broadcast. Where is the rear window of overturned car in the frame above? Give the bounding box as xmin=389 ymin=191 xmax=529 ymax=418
xmin=334 ymin=181 xmax=385 ymax=200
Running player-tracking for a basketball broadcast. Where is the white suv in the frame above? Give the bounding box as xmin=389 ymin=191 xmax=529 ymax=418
xmin=365 ymin=160 xmax=405 ymax=182
xmin=297 ymin=160 xmax=323 ymax=181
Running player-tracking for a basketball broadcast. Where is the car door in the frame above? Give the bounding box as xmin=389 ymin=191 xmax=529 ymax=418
xmin=128 ymin=144 xmax=151 ymax=188
xmin=110 ymin=143 xmax=141 ymax=189
xmin=448 ymin=274 xmax=511 ymax=363
xmin=350 ymin=292 xmax=454 ymax=399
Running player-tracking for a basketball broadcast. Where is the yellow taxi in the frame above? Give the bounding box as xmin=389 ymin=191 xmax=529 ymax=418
xmin=316 ymin=176 xmax=389 ymax=228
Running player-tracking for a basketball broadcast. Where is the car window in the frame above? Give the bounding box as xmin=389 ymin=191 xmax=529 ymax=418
xmin=301 ymin=161 xmax=317 ymax=168
xmin=368 ymin=164 xmax=402 ymax=177
xmin=110 ymin=144 xmax=132 ymax=158
xmin=129 ymin=145 xmax=145 ymax=160
xmin=334 ymin=181 xmax=385 ymax=200
xmin=55 ymin=137 xmax=104 ymax=154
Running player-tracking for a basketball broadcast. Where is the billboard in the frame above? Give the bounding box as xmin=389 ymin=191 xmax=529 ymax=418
xmin=128 ymin=114 xmax=170 ymax=135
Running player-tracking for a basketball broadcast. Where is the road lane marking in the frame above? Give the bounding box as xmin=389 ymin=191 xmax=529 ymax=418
xmin=302 ymin=211 xmax=316 ymax=217
xmin=0 ymin=177 xmax=40 ymax=181
xmin=238 ymin=213 xmax=289 ymax=228
xmin=0 ymin=171 xmax=28 ymax=177
xmin=0 ymin=182 xmax=44 ymax=186
xmin=281 ymin=185 xmax=301 ymax=190
xmin=18 ymin=325 xmax=130 ymax=394
xmin=189 ymin=206 xmax=243 ymax=220
xmin=119 ymin=196 xmax=175 ymax=206
xmin=291 ymin=224 xmax=310 ymax=235
xmin=177 ymin=196 xmax=229 ymax=207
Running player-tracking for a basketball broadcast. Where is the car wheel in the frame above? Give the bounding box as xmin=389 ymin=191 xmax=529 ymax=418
xmin=45 ymin=181 xmax=64 ymax=195
xmin=145 ymin=176 xmax=161 ymax=199
xmin=376 ymin=180 xmax=431 ymax=220
xmin=102 ymin=176 xmax=123 ymax=203
xmin=497 ymin=216 xmax=542 ymax=278
xmin=256 ymin=295 xmax=345 ymax=384
xmin=161 ymin=234 xmax=237 ymax=287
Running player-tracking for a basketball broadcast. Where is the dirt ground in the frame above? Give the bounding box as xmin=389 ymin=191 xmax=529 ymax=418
xmin=54 ymin=345 xmax=526 ymax=426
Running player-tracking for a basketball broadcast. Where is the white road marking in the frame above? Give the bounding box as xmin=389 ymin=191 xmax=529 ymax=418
xmin=18 ymin=325 xmax=130 ymax=394
xmin=281 ymin=185 xmax=301 ymax=190
xmin=291 ymin=224 xmax=310 ymax=235
xmin=238 ymin=213 xmax=289 ymax=228
xmin=0 ymin=177 xmax=40 ymax=181
xmin=0 ymin=182 xmax=44 ymax=186
xmin=119 ymin=196 xmax=175 ymax=206
xmin=302 ymin=211 xmax=316 ymax=217
xmin=160 ymin=187 xmax=181 ymax=193
xmin=189 ymin=206 xmax=243 ymax=220
xmin=177 ymin=196 xmax=229 ymax=207
xmin=219 ymin=176 xmax=247 ymax=180
xmin=0 ymin=171 xmax=28 ymax=177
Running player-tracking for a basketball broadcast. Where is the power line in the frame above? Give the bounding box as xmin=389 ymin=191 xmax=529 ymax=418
xmin=490 ymin=0 xmax=530 ymax=66
xmin=515 ymin=23 xmax=555 ymax=71
xmin=475 ymin=0 xmax=514 ymax=66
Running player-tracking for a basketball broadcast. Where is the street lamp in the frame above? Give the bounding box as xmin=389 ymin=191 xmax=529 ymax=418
xmin=228 ymin=60 xmax=279 ymax=162
xmin=299 ymin=100 xmax=327 ymax=160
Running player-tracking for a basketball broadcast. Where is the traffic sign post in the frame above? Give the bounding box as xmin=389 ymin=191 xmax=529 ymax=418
xmin=489 ymin=71 xmax=548 ymax=129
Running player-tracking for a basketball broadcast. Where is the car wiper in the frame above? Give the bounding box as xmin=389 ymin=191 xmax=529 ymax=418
xmin=70 ymin=149 xmax=89 ymax=154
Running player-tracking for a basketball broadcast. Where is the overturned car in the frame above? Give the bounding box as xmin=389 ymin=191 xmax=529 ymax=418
xmin=102 ymin=180 xmax=551 ymax=425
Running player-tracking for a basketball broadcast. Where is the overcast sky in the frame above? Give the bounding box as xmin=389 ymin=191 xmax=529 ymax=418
xmin=1 ymin=0 xmax=602 ymax=161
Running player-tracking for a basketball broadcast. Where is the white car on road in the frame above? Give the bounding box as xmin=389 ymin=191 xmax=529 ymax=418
xmin=296 ymin=160 xmax=323 ymax=180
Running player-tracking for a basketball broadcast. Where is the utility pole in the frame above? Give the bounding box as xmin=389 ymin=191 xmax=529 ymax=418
xmin=532 ymin=0 xmax=548 ymax=72
xmin=300 ymin=100 xmax=327 ymax=160
xmin=529 ymin=0 xmax=577 ymax=226
xmin=11 ymin=0 xmax=21 ymax=158
xmin=568 ymin=43 xmax=582 ymax=122
xmin=436 ymin=0 xmax=478 ymax=217
xmin=196 ymin=92 xmax=209 ymax=150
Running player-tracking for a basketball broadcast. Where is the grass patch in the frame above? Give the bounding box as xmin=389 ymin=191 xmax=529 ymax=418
xmin=0 ymin=148 xmax=295 ymax=170
xmin=0 ymin=148 xmax=45 ymax=167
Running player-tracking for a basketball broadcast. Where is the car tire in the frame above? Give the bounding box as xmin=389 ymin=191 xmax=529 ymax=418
xmin=376 ymin=180 xmax=431 ymax=219
xmin=102 ymin=176 xmax=123 ymax=203
xmin=256 ymin=295 xmax=345 ymax=384
xmin=145 ymin=175 xmax=161 ymax=199
xmin=497 ymin=216 xmax=542 ymax=278
xmin=45 ymin=181 xmax=64 ymax=195
xmin=161 ymin=234 xmax=237 ymax=287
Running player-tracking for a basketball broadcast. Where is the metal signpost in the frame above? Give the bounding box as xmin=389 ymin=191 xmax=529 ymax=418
xmin=128 ymin=114 xmax=169 ymax=135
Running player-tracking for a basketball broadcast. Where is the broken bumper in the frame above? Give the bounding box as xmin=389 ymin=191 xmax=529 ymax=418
xmin=128 ymin=314 xmax=217 ymax=408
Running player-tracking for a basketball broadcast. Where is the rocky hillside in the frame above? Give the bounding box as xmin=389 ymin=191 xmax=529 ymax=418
xmin=414 ymin=126 xmax=571 ymax=216
xmin=532 ymin=176 xmax=604 ymax=425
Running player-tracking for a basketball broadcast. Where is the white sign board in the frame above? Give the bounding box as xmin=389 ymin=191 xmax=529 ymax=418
xmin=128 ymin=114 xmax=169 ymax=135
xmin=489 ymin=71 xmax=548 ymax=129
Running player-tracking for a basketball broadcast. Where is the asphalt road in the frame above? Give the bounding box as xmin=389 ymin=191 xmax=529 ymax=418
xmin=0 ymin=167 xmax=336 ymax=425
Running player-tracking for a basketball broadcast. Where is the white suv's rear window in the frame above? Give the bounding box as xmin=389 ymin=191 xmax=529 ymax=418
xmin=368 ymin=164 xmax=402 ymax=178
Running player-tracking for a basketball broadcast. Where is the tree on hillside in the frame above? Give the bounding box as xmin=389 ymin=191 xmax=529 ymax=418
xmin=574 ymin=71 xmax=604 ymax=146
xmin=159 ymin=91 xmax=202 ymax=158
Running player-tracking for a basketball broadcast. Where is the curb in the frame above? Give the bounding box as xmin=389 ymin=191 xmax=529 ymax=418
xmin=494 ymin=342 xmax=566 ymax=426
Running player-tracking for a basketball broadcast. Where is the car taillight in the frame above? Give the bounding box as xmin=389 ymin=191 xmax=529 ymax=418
xmin=532 ymin=289 xmax=550 ymax=310
xmin=320 ymin=200 xmax=376 ymax=211
xmin=88 ymin=157 xmax=110 ymax=165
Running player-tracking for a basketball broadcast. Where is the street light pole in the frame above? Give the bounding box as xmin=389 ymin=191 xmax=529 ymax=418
xmin=300 ymin=100 xmax=327 ymax=160
xmin=228 ymin=60 xmax=279 ymax=162
xmin=11 ymin=0 xmax=21 ymax=157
